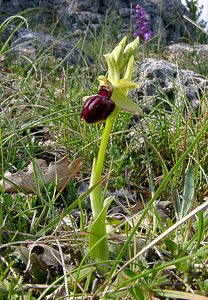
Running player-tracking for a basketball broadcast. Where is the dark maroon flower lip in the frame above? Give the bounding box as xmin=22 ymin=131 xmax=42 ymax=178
xmin=81 ymin=85 xmax=115 ymax=123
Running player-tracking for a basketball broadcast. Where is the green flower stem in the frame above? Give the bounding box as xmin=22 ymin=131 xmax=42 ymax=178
xmin=89 ymin=108 xmax=119 ymax=268
xmin=87 ymin=35 xmax=140 ymax=268
xmin=90 ymin=107 xmax=119 ymax=220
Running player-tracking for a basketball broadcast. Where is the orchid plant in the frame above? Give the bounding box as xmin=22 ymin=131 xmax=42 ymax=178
xmin=81 ymin=36 xmax=142 ymax=268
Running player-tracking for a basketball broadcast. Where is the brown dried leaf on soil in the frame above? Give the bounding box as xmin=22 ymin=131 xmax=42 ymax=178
xmin=0 ymin=156 xmax=83 ymax=194
xmin=13 ymin=243 xmax=74 ymax=284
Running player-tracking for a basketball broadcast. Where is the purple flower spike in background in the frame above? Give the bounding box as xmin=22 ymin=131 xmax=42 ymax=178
xmin=134 ymin=4 xmax=153 ymax=41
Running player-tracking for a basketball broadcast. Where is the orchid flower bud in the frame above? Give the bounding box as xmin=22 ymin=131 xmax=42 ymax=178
xmin=81 ymin=85 xmax=115 ymax=123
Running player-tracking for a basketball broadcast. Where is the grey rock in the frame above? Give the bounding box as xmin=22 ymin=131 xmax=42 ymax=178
xmin=55 ymin=0 xmax=101 ymax=32
xmin=0 ymin=0 xmax=55 ymax=26
xmin=119 ymin=8 xmax=131 ymax=18
xmin=164 ymin=43 xmax=208 ymax=66
xmin=132 ymin=58 xmax=208 ymax=112
xmin=0 ymin=0 xmax=196 ymax=45
xmin=7 ymin=27 xmax=88 ymax=66
xmin=59 ymin=0 xmax=195 ymax=44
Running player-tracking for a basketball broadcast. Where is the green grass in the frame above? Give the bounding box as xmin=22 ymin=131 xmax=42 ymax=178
xmin=0 ymin=14 xmax=208 ymax=300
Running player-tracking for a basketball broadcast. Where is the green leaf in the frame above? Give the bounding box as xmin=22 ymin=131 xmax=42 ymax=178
xmin=175 ymin=261 xmax=190 ymax=272
xmin=71 ymin=266 xmax=96 ymax=284
xmin=153 ymin=275 xmax=168 ymax=286
xmin=164 ymin=238 xmax=177 ymax=254
xmin=154 ymin=288 xmax=208 ymax=300
xmin=109 ymin=269 xmax=139 ymax=299
xmin=175 ymin=250 xmax=190 ymax=272
xmin=178 ymin=166 xmax=195 ymax=219
xmin=130 ymin=286 xmax=145 ymax=300
xmin=196 ymin=211 xmax=204 ymax=250
xmin=112 ymin=87 xmax=142 ymax=114
xmin=89 ymin=196 xmax=114 ymax=265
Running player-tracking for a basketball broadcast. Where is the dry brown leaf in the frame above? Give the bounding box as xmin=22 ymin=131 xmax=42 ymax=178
xmin=29 ymin=243 xmax=73 ymax=272
xmin=0 ymin=156 xmax=83 ymax=194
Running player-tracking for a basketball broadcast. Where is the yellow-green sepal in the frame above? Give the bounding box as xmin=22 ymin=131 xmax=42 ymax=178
xmin=98 ymin=76 xmax=139 ymax=91
xmin=112 ymin=87 xmax=142 ymax=115
xmin=123 ymin=37 xmax=139 ymax=64
xmin=114 ymin=79 xmax=139 ymax=90
xmin=111 ymin=36 xmax=127 ymax=69
xmin=97 ymin=75 xmax=112 ymax=87
xmin=124 ymin=55 xmax=134 ymax=80
xmin=103 ymin=53 xmax=120 ymax=83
